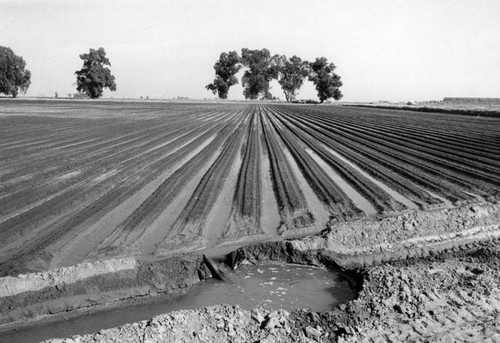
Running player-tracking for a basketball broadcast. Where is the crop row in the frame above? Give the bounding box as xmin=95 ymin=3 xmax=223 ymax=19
xmin=223 ymin=110 xmax=264 ymax=240
xmin=268 ymin=107 xmax=407 ymax=214
xmin=264 ymin=106 xmax=364 ymax=221
xmin=1 ymin=100 xmax=499 ymax=276
xmin=0 ymin=102 xmax=243 ymax=274
xmin=272 ymin=104 xmax=500 ymax=206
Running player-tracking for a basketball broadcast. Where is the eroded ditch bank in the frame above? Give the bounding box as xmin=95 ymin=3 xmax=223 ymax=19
xmin=1 ymin=202 xmax=499 ymax=342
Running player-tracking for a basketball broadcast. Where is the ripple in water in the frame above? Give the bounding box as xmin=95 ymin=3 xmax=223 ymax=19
xmin=208 ymin=263 xmax=355 ymax=311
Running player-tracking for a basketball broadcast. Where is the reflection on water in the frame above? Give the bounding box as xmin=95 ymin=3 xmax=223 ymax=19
xmin=1 ymin=264 xmax=355 ymax=343
xmin=221 ymin=263 xmax=355 ymax=311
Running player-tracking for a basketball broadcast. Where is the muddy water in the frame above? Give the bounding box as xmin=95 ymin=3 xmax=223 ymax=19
xmin=205 ymin=152 xmax=243 ymax=241
xmin=280 ymin=145 xmax=331 ymax=229
xmin=217 ymin=264 xmax=355 ymax=311
xmin=260 ymin=150 xmax=282 ymax=238
xmin=1 ymin=264 xmax=355 ymax=343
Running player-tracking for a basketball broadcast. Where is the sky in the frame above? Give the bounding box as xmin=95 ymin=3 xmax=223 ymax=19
xmin=1 ymin=0 xmax=499 ymax=102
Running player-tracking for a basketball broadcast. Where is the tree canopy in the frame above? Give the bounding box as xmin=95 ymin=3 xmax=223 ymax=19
xmin=276 ymin=55 xmax=310 ymax=102
xmin=0 ymin=46 xmax=31 ymax=98
xmin=308 ymin=57 xmax=343 ymax=103
xmin=206 ymin=51 xmax=241 ymax=99
xmin=240 ymin=48 xmax=279 ymax=100
xmin=205 ymin=48 xmax=343 ymax=103
xmin=75 ymin=47 xmax=116 ymax=99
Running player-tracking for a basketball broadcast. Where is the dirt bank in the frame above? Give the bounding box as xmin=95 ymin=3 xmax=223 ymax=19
xmin=2 ymin=202 xmax=500 ymax=342
xmin=0 ymin=255 xmax=201 ymax=331
xmin=43 ymin=305 xmax=337 ymax=343
xmin=337 ymin=242 xmax=500 ymax=342
xmin=323 ymin=202 xmax=500 ymax=268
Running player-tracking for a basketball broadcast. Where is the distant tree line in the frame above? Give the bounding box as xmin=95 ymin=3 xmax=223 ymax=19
xmin=1 ymin=45 xmax=341 ymax=102
xmin=206 ymin=48 xmax=343 ymax=103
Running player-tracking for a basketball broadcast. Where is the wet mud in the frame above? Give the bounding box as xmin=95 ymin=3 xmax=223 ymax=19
xmin=0 ymin=202 xmax=499 ymax=342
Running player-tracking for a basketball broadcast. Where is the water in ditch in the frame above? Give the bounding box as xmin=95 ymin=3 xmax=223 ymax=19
xmin=1 ymin=263 xmax=355 ymax=343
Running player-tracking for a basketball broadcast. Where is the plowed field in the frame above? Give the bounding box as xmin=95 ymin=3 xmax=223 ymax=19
xmin=1 ymin=100 xmax=499 ymax=276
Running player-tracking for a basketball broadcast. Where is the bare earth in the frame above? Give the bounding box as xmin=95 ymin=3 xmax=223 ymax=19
xmin=0 ymin=99 xmax=499 ymax=342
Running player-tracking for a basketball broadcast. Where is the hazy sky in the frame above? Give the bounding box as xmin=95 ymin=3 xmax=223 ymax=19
xmin=1 ymin=0 xmax=499 ymax=101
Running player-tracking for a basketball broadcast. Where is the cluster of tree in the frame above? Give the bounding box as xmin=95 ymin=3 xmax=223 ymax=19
xmin=1 ymin=45 xmax=341 ymax=102
xmin=206 ymin=48 xmax=342 ymax=103
xmin=0 ymin=46 xmax=116 ymax=99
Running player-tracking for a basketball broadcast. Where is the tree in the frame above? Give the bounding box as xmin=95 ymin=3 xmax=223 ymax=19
xmin=276 ymin=55 xmax=310 ymax=102
xmin=75 ymin=47 xmax=116 ymax=99
xmin=308 ymin=57 xmax=343 ymax=103
xmin=0 ymin=47 xmax=31 ymax=98
xmin=240 ymin=48 xmax=279 ymax=100
xmin=206 ymin=51 xmax=241 ymax=99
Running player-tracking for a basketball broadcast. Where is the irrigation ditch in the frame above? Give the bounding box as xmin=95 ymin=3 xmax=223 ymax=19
xmin=0 ymin=201 xmax=499 ymax=342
